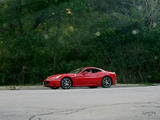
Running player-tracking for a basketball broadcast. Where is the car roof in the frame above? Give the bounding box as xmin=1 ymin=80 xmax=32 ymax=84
xmin=84 ymin=67 xmax=104 ymax=71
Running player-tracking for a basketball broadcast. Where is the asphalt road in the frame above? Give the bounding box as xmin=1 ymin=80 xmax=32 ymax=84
xmin=0 ymin=86 xmax=160 ymax=120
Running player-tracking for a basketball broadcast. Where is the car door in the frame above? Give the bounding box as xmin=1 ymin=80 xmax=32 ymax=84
xmin=83 ymin=72 xmax=98 ymax=85
xmin=91 ymin=69 xmax=103 ymax=84
xmin=75 ymin=69 xmax=97 ymax=86
xmin=73 ymin=73 xmax=86 ymax=86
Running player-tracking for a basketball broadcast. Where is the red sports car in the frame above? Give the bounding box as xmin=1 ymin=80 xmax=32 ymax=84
xmin=43 ymin=67 xmax=117 ymax=89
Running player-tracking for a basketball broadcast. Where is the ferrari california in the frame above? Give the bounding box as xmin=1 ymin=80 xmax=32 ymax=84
xmin=43 ymin=67 xmax=117 ymax=89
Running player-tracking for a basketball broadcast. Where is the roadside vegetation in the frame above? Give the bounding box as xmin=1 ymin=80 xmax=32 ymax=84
xmin=0 ymin=0 xmax=160 ymax=85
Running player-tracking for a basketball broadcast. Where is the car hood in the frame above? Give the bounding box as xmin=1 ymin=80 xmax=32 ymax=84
xmin=46 ymin=73 xmax=76 ymax=80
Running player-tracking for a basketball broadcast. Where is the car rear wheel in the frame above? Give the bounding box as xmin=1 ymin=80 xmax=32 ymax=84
xmin=61 ymin=78 xmax=72 ymax=89
xmin=101 ymin=76 xmax=112 ymax=88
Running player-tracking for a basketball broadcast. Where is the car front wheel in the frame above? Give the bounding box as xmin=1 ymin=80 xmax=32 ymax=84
xmin=101 ymin=76 xmax=112 ymax=88
xmin=61 ymin=78 xmax=72 ymax=89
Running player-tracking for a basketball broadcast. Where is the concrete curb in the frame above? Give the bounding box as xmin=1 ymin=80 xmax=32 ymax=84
xmin=0 ymin=84 xmax=159 ymax=90
xmin=0 ymin=85 xmax=47 ymax=90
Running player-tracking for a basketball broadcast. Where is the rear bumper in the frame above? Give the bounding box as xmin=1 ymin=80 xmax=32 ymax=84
xmin=111 ymin=73 xmax=117 ymax=85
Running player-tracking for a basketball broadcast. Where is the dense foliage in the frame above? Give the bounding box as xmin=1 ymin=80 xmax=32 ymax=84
xmin=0 ymin=0 xmax=160 ymax=85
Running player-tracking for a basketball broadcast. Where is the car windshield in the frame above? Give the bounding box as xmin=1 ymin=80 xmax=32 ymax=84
xmin=70 ymin=68 xmax=84 ymax=73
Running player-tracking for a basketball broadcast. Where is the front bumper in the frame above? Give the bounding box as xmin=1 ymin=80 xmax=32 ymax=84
xmin=43 ymin=80 xmax=60 ymax=87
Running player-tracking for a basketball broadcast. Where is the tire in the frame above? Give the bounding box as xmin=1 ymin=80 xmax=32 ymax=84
xmin=101 ymin=76 xmax=112 ymax=88
xmin=89 ymin=86 xmax=98 ymax=88
xmin=61 ymin=78 xmax=72 ymax=89
xmin=50 ymin=87 xmax=59 ymax=89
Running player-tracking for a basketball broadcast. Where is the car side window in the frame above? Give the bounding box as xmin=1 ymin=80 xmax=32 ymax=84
xmin=92 ymin=69 xmax=101 ymax=73
xmin=83 ymin=68 xmax=101 ymax=73
xmin=83 ymin=69 xmax=93 ymax=73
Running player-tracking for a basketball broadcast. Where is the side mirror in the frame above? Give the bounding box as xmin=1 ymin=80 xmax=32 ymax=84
xmin=83 ymin=71 xmax=88 ymax=75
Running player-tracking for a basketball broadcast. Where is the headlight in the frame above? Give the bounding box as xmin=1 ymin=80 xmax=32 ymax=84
xmin=52 ymin=75 xmax=61 ymax=80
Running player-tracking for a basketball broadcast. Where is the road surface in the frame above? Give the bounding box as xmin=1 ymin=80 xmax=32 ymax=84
xmin=0 ymin=86 xmax=160 ymax=120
